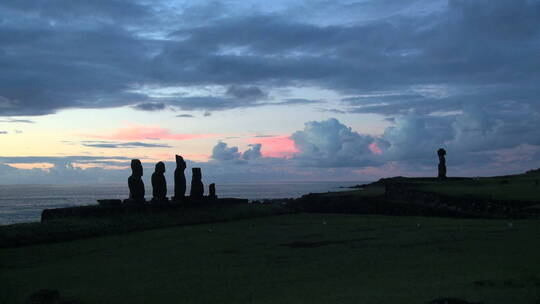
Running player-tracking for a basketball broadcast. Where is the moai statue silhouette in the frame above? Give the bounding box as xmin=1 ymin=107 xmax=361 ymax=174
xmin=190 ymin=168 xmax=204 ymax=199
xmin=151 ymin=161 xmax=167 ymax=202
xmin=209 ymin=183 xmax=217 ymax=199
xmin=437 ymin=148 xmax=447 ymax=179
xmin=174 ymin=155 xmax=187 ymax=200
xmin=128 ymin=159 xmax=145 ymax=202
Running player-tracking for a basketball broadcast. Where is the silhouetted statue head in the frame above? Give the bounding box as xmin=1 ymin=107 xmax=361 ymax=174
xmin=128 ymin=159 xmax=145 ymax=202
xmin=151 ymin=161 xmax=167 ymax=201
xmin=176 ymin=155 xmax=186 ymax=170
xmin=437 ymin=148 xmax=446 ymax=158
xmin=131 ymin=159 xmax=143 ymax=177
xmin=190 ymin=167 xmax=204 ymax=198
xmin=155 ymin=161 xmax=165 ymax=174
xmin=173 ymin=154 xmax=187 ymax=200
xmin=192 ymin=167 xmax=202 ymax=180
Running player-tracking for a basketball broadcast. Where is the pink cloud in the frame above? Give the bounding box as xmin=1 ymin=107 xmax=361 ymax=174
xmin=369 ymin=142 xmax=383 ymax=155
xmin=250 ymin=135 xmax=299 ymax=158
xmin=83 ymin=124 xmax=216 ymax=141
xmin=71 ymin=163 xmax=128 ymax=170
xmin=7 ymin=163 xmax=55 ymax=171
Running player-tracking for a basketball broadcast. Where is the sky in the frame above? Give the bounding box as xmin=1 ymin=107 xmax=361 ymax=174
xmin=0 ymin=0 xmax=540 ymax=184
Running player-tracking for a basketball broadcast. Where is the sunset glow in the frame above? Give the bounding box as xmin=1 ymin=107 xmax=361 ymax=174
xmin=250 ymin=136 xmax=299 ymax=158
xmin=83 ymin=124 xmax=218 ymax=141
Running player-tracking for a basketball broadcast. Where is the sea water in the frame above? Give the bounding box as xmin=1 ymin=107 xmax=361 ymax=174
xmin=0 ymin=181 xmax=367 ymax=225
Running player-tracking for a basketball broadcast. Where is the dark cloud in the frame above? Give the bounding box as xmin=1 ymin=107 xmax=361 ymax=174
xmin=176 ymin=114 xmax=194 ymax=118
xmin=0 ymin=0 xmax=539 ymax=174
xmin=1 ymin=0 xmax=152 ymax=23
xmin=164 ymin=96 xmax=320 ymax=111
xmin=242 ymin=144 xmax=262 ymax=160
xmin=81 ymin=141 xmax=171 ymax=148
xmin=322 ymin=108 xmax=347 ymax=114
xmin=374 ymin=102 xmax=540 ymax=169
xmin=0 ymin=131 xmax=7 ymax=134
xmin=291 ymin=118 xmax=378 ymax=167
xmin=133 ymin=102 xmax=167 ymax=111
xmin=0 ymin=0 xmax=154 ymax=116
xmin=166 ymin=97 xmax=252 ymax=111
xmin=211 ymin=142 xmax=262 ymax=162
xmin=273 ymin=99 xmax=320 ymax=106
xmin=1 ymin=0 xmax=537 ymax=118
xmin=226 ymin=85 xmax=267 ymax=100
xmin=379 ymin=114 xmax=455 ymax=161
xmin=0 ymin=119 xmax=34 ymax=123
xmin=0 ymin=155 xmax=130 ymax=166
xmin=211 ymin=141 xmax=241 ymax=161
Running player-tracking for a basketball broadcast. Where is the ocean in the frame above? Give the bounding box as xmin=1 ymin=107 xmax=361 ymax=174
xmin=0 ymin=181 xmax=367 ymax=225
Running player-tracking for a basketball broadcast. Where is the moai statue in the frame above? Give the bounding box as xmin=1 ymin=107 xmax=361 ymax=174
xmin=173 ymin=155 xmax=186 ymax=201
xmin=190 ymin=168 xmax=204 ymax=199
xmin=128 ymin=159 xmax=145 ymax=202
xmin=151 ymin=161 xmax=167 ymax=202
xmin=437 ymin=148 xmax=447 ymax=179
xmin=209 ymin=183 xmax=217 ymax=200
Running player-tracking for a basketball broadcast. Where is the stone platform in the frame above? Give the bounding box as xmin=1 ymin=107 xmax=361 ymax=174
xmin=41 ymin=198 xmax=249 ymax=222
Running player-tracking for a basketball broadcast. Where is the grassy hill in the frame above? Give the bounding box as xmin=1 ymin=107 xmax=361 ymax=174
xmin=399 ymin=170 xmax=540 ymax=202
xmin=2 ymin=213 xmax=540 ymax=304
xmin=313 ymin=169 xmax=540 ymax=203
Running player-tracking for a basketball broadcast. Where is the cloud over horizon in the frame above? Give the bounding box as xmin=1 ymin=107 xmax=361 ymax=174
xmin=2 ymin=115 xmax=540 ymax=183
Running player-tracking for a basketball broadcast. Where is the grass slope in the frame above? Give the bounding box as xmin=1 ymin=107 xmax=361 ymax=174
xmin=0 ymin=203 xmax=287 ymax=248
xmin=416 ymin=174 xmax=540 ymax=202
xmin=2 ymin=214 xmax=540 ymax=304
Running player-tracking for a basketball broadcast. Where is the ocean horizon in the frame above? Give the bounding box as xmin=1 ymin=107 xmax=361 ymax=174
xmin=0 ymin=181 xmax=370 ymax=225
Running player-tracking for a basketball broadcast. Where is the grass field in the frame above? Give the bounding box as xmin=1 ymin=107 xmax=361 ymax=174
xmin=412 ymin=173 xmax=540 ymax=202
xmin=317 ymin=170 xmax=540 ymax=203
xmin=2 ymin=213 xmax=540 ymax=304
xmin=0 ymin=203 xmax=288 ymax=248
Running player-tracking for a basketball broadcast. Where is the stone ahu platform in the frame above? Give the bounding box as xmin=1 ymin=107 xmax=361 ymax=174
xmin=41 ymin=198 xmax=249 ymax=222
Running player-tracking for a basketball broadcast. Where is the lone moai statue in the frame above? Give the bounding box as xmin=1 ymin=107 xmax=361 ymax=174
xmin=209 ymin=183 xmax=217 ymax=200
xmin=128 ymin=159 xmax=145 ymax=202
xmin=151 ymin=161 xmax=167 ymax=202
xmin=437 ymin=148 xmax=447 ymax=179
xmin=190 ymin=168 xmax=204 ymax=199
xmin=174 ymin=155 xmax=187 ymax=200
